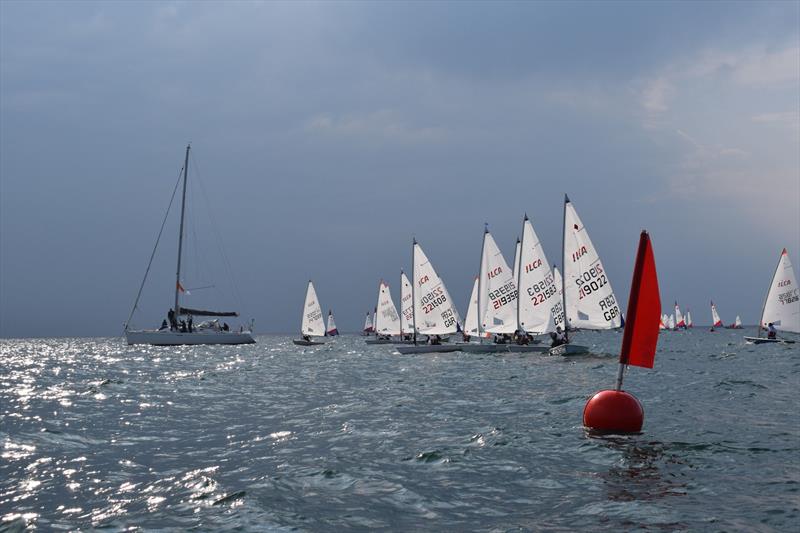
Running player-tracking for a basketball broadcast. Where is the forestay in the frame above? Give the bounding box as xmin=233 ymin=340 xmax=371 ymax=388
xmin=413 ymin=241 xmax=459 ymax=335
xmin=375 ymin=281 xmax=402 ymax=336
xmin=400 ymin=271 xmax=415 ymax=335
xmin=479 ymin=230 xmax=518 ymax=334
xmin=760 ymin=248 xmax=800 ymax=333
xmin=301 ymin=281 xmax=325 ymax=337
xmin=562 ymin=198 xmax=622 ymax=330
xmin=517 ymin=216 xmax=558 ymax=334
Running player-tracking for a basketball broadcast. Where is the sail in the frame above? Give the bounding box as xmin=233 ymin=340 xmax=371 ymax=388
xmin=517 ymin=216 xmax=558 ymax=334
xmin=479 ymin=230 xmax=518 ymax=334
xmin=619 ymin=231 xmax=661 ymax=369
xmin=659 ymin=314 xmax=666 ymax=330
xmin=551 ymin=266 xmax=565 ymax=332
xmin=363 ymin=312 xmax=373 ymax=333
xmin=711 ymin=301 xmax=723 ymax=327
xmin=674 ymin=302 xmax=685 ymax=328
xmin=686 ymin=310 xmax=693 ymax=328
xmin=734 ymin=315 xmax=742 ymax=328
xmin=300 ymin=281 xmax=325 ymax=337
xmin=463 ymin=276 xmax=486 ymax=337
xmin=412 ymin=241 xmax=459 ymax=335
xmin=400 ymin=271 xmax=414 ymax=335
xmin=326 ymin=310 xmax=339 ymax=336
xmin=760 ymin=248 xmax=800 ymax=333
xmin=667 ymin=314 xmax=675 ymax=329
xmin=512 ymin=238 xmax=521 ymax=283
xmin=375 ymin=281 xmax=402 ymax=336
xmin=563 ymin=197 xmax=622 ymax=330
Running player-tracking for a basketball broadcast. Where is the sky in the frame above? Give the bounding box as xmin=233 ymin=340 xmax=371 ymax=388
xmin=1 ymin=1 xmax=798 ymax=337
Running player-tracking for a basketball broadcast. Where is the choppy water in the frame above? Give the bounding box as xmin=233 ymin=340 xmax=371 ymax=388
xmin=1 ymin=328 xmax=798 ymax=531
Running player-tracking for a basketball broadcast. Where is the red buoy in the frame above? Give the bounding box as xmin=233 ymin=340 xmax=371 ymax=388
xmin=583 ymin=389 xmax=644 ymax=433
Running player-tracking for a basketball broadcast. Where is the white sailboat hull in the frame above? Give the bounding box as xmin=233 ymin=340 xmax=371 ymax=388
xmin=395 ymin=345 xmax=461 ymax=355
xmin=125 ymin=329 xmax=255 ymax=346
xmin=548 ymin=343 xmax=590 ymax=356
xmin=459 ymin=344 xmax=547 ymax=354
xmin=293 ymin=339 xmax=326 ymax=346
xmin=744 ymin=336 xmax=795 ymax=345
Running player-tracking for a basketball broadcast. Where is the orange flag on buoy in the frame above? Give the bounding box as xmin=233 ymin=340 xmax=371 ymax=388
xmin=620 ymin=231 xmax=661 ymax=369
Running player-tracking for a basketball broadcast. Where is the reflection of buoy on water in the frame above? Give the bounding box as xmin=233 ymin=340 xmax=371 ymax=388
xmin=583 ymin=230 xmax=660 ymax=434
xmin=583 ymin=389 xmax=643 ymax=433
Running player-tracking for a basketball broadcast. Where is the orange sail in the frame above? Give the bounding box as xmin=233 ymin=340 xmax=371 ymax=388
xmin=619 ymin=231 xmax=661 ymax=369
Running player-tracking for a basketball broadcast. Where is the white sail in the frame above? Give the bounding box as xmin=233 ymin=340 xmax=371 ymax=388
xmin=711 ymin=301 xmax=723 ymax=327
xmin=659 ymin=313 xmax=667 ymax=330
xmin=562 ymin=197 xmax=622 ymax=330
xmin=400 ymin=271 xmax=414 ymax=335
xmin=734 ymin=315 xmax=742 ymax=328
xmin=517 ymin=216 xmax=558 ymax=334
xmin=375 ymin=281 xmax=402 ymax=336
xmin=760 ymin=248 xmax=800 ymax=333
xmin=674 ymin=302 xmax=685 ymax=328
xmin=363 ymin=312 xmax=373 ymax=333
xmin=326 ymin=310 xmax=339 ymax=336
xmin=512 ymin=238 xmax=521 ymax=283
xmin=301 ymin=281 xmax=325 ymax=337
xmin=412 ymin=241 xmax=459 ymax=335
xmin=479 ymin=229 xmax=518 ymax=334
xmin=463 ymin=276 xmax=484 ymax=337
xmin=686 ymin=310 xmax=693 ymax=328
xmin=668 ymin=314 xmax=675 ymax=329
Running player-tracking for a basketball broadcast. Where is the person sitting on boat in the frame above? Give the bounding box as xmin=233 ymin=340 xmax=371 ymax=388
xmin=302 ymin=334 xmax=311 ymax=342
xmin=187 ymin=315 xmax=194 ymax=333
xmin=167 ymin=309 xmax=177 ymax=331
xmin=222 ymin=322 xmax=229 ymax=331
xmin=430 ymin=335 xmax=442 ymax=345
xmin=180 ymin=320 xmax=187 ymax=333
xmin=159 ymin=319 xmax=169 ymax=331
xmin=767 ymin=323 xmax=777 ymax=339
xmin=550 ymin=327 xmax=567 ymax=348
xmin=462 ymin=333 xmax=471 ymax=342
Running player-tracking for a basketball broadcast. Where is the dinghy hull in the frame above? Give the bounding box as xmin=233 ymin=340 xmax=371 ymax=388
xmin=548 ymin=343 xmax=590 ymax=356
xmin=293 ymin=339 xmax=326 ymax=346
xmin=744 ymin=336 xmax=795 ymax=345
xmin=396 ymin=345 xmax=460 ymax=355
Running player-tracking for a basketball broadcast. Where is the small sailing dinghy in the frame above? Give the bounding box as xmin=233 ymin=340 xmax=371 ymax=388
xmin=396 ymin=239 xmax=462 ymax=355
xmin=124 ymin=145 xmax=254 ymax=346
xmin=686 ymin=309 xmax=693 ymax=328
xmin=361 ymin=312 xmax=374 ymax=336
xmin=583 ymin=230 xmax=661 ymax=433
xmin=551 ymin=195 xmax=622 ymax=356
xmin=366 ymin=280 xmax=405 ymax=344
xmin=673 ymin=302 xmax=686 ymax=329
xmin=462 ymin=225 xmax=538 ymax=354
xmin=729 ymin=315 xmax=743 ymax=329
xmin=293 ymin=280 xmax=327 ymax=346
xmin=710 ymin=301 xmax=724 ymax=329
xmin=325 ymin=310 xmax=339 ymax=336
xmin=745 ymin=248 xmax=799 ymax=344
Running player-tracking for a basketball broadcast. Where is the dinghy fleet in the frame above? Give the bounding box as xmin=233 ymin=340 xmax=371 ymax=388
xmin=296 ymin=197 xmax=798 ymax=350
xmin=125 ymin=147 xmax=798 ymax=348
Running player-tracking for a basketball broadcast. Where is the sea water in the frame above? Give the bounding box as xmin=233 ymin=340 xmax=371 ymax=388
xmin=1 ymin=328 xmax=798 ymax=531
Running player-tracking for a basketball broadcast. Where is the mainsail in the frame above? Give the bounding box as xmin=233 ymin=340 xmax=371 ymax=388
xmin=733 ymin=315 xmax=742 ymax=328
xmin=363 ymin=312 xmax=374 ymax=334
xmin=326 ymin=310 xmax=339 ymax=336
xmin=479 ymin=228 xmax=518 ymax=334
xmin=463 ymin=276 xmax=485 ymax=338
xmin=686 ymin=309 xmax=693 ymax=328
xmin=711 ymin=301 xmax=724 ymax=327
xmin=667 ymin=314 xmax=675 ymax=329
xmin=301 ymin=281 xmax=325 ymax=337
xmin=412 ymin=240 xmax=459 ymax=335
xmin=562 ymin=196 xmax=622 ymax=330
xmin=375 ymin=281 xmax=402 ymax=336
xmin=759 ymin=248 xmax=800 ymax=334
xmin=400 ymin=271 xmax=414 ymax=336
xmin=517 ymin=216 xmax=558 ymax=334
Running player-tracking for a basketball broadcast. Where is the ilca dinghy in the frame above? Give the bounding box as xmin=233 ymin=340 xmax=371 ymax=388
xmin=745 ymin=248 xmax=799 ymax=344
xmin=293 ymin=280 xmax=327 ymax=346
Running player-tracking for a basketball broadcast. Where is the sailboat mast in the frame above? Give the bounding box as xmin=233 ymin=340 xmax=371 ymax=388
xmin=411 ymin=240 xmax=417 ymax=345
xmin=516 ymin=220 xmax=525 ymax=334
xmin=477 ymin=224 xmax=488 ymax=344
xmin=174 ymin=144 xmax=190 ymax=317
xmin=561 ymin=194 xmax=569 ymax=343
